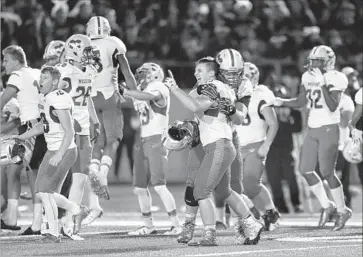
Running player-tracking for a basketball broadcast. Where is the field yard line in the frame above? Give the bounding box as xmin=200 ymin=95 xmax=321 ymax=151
xmin=184 ymin=244 xmax=362 ymax=257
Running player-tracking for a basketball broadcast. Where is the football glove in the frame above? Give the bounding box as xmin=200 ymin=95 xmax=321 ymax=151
xmin=196 ymin=83 xmax=219 ymax=101
xmin=217 ymin=97 xmax=236 ymax=116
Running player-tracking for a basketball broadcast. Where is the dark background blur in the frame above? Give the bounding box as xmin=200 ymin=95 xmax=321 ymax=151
xmin=1 ymin=0 xmax=362 ymax=94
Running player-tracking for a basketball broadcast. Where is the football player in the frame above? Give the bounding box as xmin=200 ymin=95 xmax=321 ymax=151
xmin=119 ymin=62 xmax=182 ymax=236
xmin=85 ymin=16 xmax=137 ymax=211
xmin=237 ymin=62 xmax=281 ymax=230
xmin=349 ymin=87 xmax=362 ymax=182
xmin=20 ymin=40 xmax=70 ymax=236
xmin=275 ymin=45 xmax=352 ymax=230
xmin=56 ymin=34 xmax=100 ymax=237
xmin=165 ymin=57 xmax=263 ymax=246
xmin=14 ymin=66 xmax=89 ymax=243
xmin=0 ymin=89 xmax=20 ymax=229
xmin=1 ymin=45 xmax=44 ymax=231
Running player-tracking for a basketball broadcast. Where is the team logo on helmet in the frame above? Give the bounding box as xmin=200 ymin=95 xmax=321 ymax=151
xmin=65 ymin=34 xmax=94 ymax=66
xmin=342 ymin=138 xmax=362 ymax=164
xmin=244 ymin=62 xmax=259 ymax=87
xmin=162 ymin=120 xmax=200 ymax=151
xmin=307 ymin=45 xmax=336 ymax=72
xmin=1 ymin=137 xmax=33 ymax=167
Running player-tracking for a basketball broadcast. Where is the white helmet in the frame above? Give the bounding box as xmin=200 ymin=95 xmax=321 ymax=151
xmin=307 ymin=45 xmax=336 ymax=72
xmin=162 ymin=120 xmax=200 ymax=151
xmin=135 ymin=62 xmax=164 ymax=90
xmin=216 ymin=48 xmax=244 ymax=88
xmin=0 ymin=137 xmax=33 ymax=167
xmin=342 ymin=138 xmax=362 ymax=164
xmin=244 ymin=62 xmax=259 ymax=87
xmin=64 ymin=34 xmax=94 ymax=65
xmin=43 ymin=40 xmax=65 ymax=62
xmin=86 ymin=16 xmax=111 ymax=39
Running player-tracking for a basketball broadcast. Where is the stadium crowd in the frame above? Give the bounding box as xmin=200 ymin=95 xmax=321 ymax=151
xmin=1 ymin=0 xmax=362 ymax=90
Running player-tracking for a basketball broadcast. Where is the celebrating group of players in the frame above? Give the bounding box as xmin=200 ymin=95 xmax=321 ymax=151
xmin=0 ymin=15 xmax=362 ymax=245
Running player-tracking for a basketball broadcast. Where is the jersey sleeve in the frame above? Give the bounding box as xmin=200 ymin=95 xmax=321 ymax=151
xmin=325 ymin=71 xmax=348 ymax=92
xmin=236 ymin=77 xmax=253 ymax=106
xmin=7 ymin=72 xmax=22 ymax=92
xmin=47 ymin=90 xmax=72 ymax=110
xmin=110 ymin=36 xmax=127 ymax=54
xmin=258 ymin=85 xmax=275 ymax=112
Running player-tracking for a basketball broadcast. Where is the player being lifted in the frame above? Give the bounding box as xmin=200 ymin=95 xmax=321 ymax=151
xmin=275 ymin=45 xmax=352 ymax=230
xmin=118 ymin=62 xmax=182 ymax=235
xmin=85 ymin=17 xmax=137 ymax=217
xmin=56 ymin=34 xmax=100 ymax=238
xmin=166 ymin=57 xmax=263 ymax=246
xmin=237 ymin=62 xmax=280 ymax=230
xmin=14 ymin=66 xmax=89 ymax=243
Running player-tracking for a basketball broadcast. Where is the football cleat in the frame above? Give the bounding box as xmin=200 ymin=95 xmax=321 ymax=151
xmin=333 ymin=207 xmax=352 ymax=231
xmin=128 ymin=226 xmax=157 ymax=236
xmin=188 ymin=228 xmax=217 ymax=246
xmin=20 ymin=226 xmax=41 ymax=236
xmin=262 ymin=209 xmax=281 ymax=231
xmin=164 ymin=226 xmax=182 ymax=235
xmin=73 ymin=205 xmax=90 ymax=234
xmin=239 ymin=216 xmax=264 ymax=245
xmin=1 ymin=219 xmax=21 ymax=231
xmin=177 ymin=221 xmax=195 ymax=244
xmin=82 ymin=209 xmax=103 ymax=227
xmin=61 ymin=226 xmax=85 ymax=241
xmin=40 ymin=233 xmax=61 ymax=243
xmin=318 ymin=203 xmax=337 ymax=227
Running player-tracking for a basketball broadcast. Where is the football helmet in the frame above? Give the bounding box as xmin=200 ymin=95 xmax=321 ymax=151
xmin=216 ymin=48 xmax=244 ymax=89
xmin=342 ymin=138 xmax=362 ymax=164
xmin=86 ymin=16 xmax=111 ymax=39
xmin=244 ymin=62 xmax=259 ymax=87
xmin=307 ymin=45 xmax=336 ymax=72
xmin=135 ymin=62 xmax=164 ymax=90
xmin=64 ymin=34 xmax=94 ymax=65
xmin=43 ymin=40 xmax=65 ymax=65
xmin=1 ymin=137 xmax=33 ymax=167
xmin=162 ymin=120 xmax=200 ymax=151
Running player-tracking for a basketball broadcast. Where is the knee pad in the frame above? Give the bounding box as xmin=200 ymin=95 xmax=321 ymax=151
xmin=133 ymin=187 xmax=148 ymax=196
xmin=184 ymin=186 xmax=199 ymax=207
xmin=153 ymin=185 xmax=167 ymax=195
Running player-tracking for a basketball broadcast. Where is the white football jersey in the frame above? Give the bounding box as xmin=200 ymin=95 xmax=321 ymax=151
xmin=192 ymin=80 xmax=236 ymax=146
xmin=57 ymin=62 xmax=98 ymax=134
xmin=90 ymin=36 xmax=127 ymax=99
xmin=39 ymin=90 xmax=76 ymax=151
xmin=139 ymin=81 xmax=170 ymax=138
xmin=355 ymin=88 xmax=362 ymax=105
xmin=236 ymin=85 xmax=275 ymax=146
xmin=302 ymin=70 xmax=348 ymax=128
xmin=6 ymin=67 xmax=41 ymax=123
xmin=338 ymin=93 xmax=355 ymax=150
xmin=1 ymin=92 xmax=19 ymax=135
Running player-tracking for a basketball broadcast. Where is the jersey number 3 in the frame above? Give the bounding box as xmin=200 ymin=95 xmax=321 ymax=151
xmin=306 ymin=89 xmax=323 ymax=109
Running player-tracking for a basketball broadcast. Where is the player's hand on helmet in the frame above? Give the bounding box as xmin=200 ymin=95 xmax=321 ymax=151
xmin=49 ymin=151 xmax=63 ymax=166
xmin=197 ymin=83 xmax=219 ymax=101
xmin=217 ymin=98 xmax=236 ymax=116
xmin=351 ymin=128 xmax=362 ymax=143
xmin=310 ymin=68 xmax=326 ymax=86
xmin=164 ymin=70 xmax=178 ymax=90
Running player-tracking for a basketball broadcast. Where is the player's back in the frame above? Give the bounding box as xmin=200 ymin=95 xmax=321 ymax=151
xmin=139 ymin=81 xmax=170 ymax=138
xmin=237 ymin=84 xmax=275 ymax=146
xmin=40 ymin=89 xmax=76 ymax=151
xmin=91 ymin=36 xmax=127 ymax=98
xmin=8 ymin=67 xmax=40 ymax=123
xmin=197 ymin=80 xmax=236 ymax=146
xmin=302 ymin=70 xmax=348 ymax=128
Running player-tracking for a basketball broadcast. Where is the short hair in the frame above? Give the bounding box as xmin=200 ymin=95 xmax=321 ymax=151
xmin=41 ymin=65 xmax=61 ymax=82
xmin=195 ymin=56 xmax=219 ymax=74
xmin=2 ymin=45 xmax=27 ymax=65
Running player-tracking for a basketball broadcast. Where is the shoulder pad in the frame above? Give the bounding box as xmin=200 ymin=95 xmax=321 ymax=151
xmin=109 ymin=36 xmax=127 ymax=54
